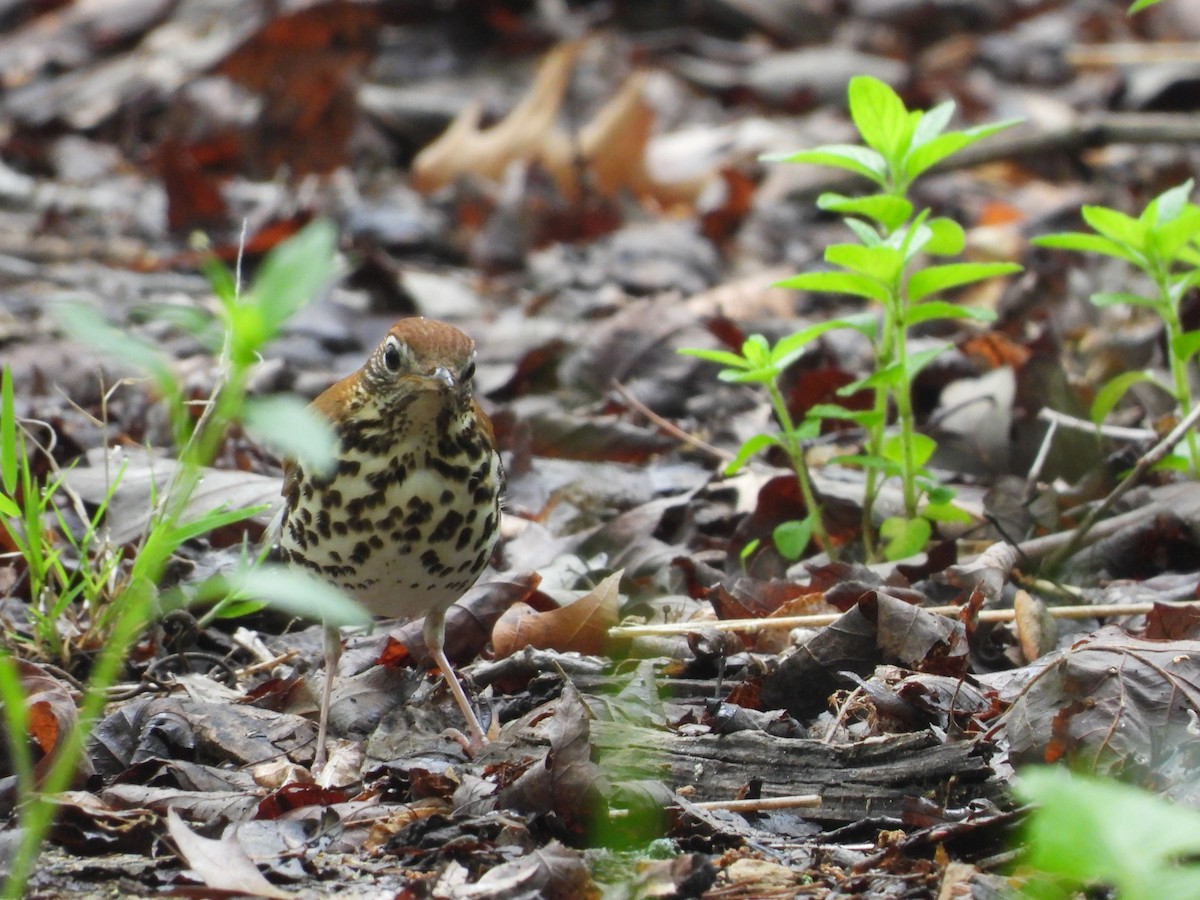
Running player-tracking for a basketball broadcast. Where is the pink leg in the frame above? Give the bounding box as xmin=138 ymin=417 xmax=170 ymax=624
xmin=423 ymin=611 xmax=488 ymax=748
xmin=315 ymin=624 xmax=341 ymax=771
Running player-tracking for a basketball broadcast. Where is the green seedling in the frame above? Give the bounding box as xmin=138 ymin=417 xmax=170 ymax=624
xmin=682 ymin=316 xmax=877 ymax=560
xmin=0 ymin=220 xmax=368 ymax=898
xmin=775 ymin=77 xmax=1021 ymax=560
xmin=686 ymin=76 xmax=1021 ymax=561
xmin=1033 ymin=179 xmax=1200 ymax=476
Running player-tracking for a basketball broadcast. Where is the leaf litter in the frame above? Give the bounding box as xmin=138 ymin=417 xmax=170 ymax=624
xmin=2 ymin=0 xmax=1200 ymax=897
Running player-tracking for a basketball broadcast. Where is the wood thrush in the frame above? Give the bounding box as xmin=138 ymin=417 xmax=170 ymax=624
xmin=277 ymin=317 xmax=503 ymax=765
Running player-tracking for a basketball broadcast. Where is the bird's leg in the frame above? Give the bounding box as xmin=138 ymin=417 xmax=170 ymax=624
xmin=315 ymin=623 xmax=342 ymax=771
xmin=423 ymin=611 xmax=488 ymax=749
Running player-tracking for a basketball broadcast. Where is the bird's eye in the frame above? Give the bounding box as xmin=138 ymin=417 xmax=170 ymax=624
xmin=462 ymin=359 xmax=476 ymax=382
xmin=383 ymin=338 xmax=403 ymax=373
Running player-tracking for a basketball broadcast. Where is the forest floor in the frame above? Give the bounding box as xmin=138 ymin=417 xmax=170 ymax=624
xmin=3 ymin=0 xmax=1200 ymax=897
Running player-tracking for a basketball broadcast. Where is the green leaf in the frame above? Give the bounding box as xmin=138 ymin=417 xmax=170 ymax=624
xmin=906 ymin=300 xmax=998 ymax=326
xmin=741 ymin=334 xmax=771 ymax=366
xmin=908 ymin=261 xmax=1022 ymax=303
xmin=925 ymin=485 xmax=956 ymax=505
xmin=806 ymin=404 xmax=885 ymax=428
xmin=880 ymin=432 xmax=936 ymax=467
xmin=197 ymin=250 xmax=238 ymax=307
xmin=1150 ymin=179 xmax=1194 ymax=225
xmin=826 ymin=243 xmax=904 ymax=283
xmin=843 ymin=216 xmax=885 ymax=247
xmin=168 ymin=504 xmax=269 ymax=547
xmin=773 ymin=517 xmax=814 ymax=561
xmin=1081 ymin=205 xmax=1144 ymax=250
xmin=1128 ymin=0 xmax=1164 ymax=11
xmin=1090 ymin=370 xmax=1175 ymax=424
xmin=922 ymin=217 xmax=966 ymax=256
xmin=910 ymin=432 xmax=937 ymax=467
xmin=1 ymin=367 xmax=16 ymax=496
xmin=922 ymin=501 xmax=972 ymax=524
xmin=1172 ymin=329 xmax=1200 ymax=363
xmin=247 ymin=219 xmax=338 ymax=336
xmin=831 ymin=311 xmax=882 ymax=338
xmin=777 ymin=271 xmax=892 ymax=303
xmin=230 ymin=565 xmax=372 ymax=627
xmin=208 ymin=598 xmax=269 ymax=619
xmin=817 ymin=193 xmax=913 ymax=232
xmin=880 ymin=516 xmax=931 ymax=559
xmin=678 ymin=347 xmax=753 ymax=370
xmin=725 ymin=433 xmax=779 ymax=476
xmin=1016 ymin=767 xmax=1200 ymax=900
xmin=847 ymin=359 xmax=906 ymax=392
xmin=772 ymin=318 xmax=862 ymax=368
xmin=910 ymin=100 xmax=955 ymax=149
xmin=718 ymin=366 xmax=778 ymax=386
xmin=1148 ymin=204 xmax=1200 ymax=264
xmin=1089 ymin=291 xmax=1162 ymax=311
xmin=836 ymin=453 xmax=902 ymax=476
xmin=902 ymin=119 xmax=1020 ymax=184
xmin=906 ymin=343 xmax=950 ymax=380
xmin=847 ymin=76 xmax=911 ymax=161
xmin=1031 ymin=232 xmax=1143 ymax=265
xmin=243 ymin=395 xmax=339 ymax=478
xmin=55 ymin=304 xmax=183 ymax=415
xmin=0 ymin=494 xmax=18 ymax=517
xmin=768 ymin=145 xmax=889 ymax=186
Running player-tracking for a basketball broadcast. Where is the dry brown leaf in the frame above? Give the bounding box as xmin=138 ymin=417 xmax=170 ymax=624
xmin=411 ymin=42 xmax=581 ymax=193
xmin=491 ymin=570 xmax=621 ymax=658
xmin=411 ymin=43 xmax=700 ymax=207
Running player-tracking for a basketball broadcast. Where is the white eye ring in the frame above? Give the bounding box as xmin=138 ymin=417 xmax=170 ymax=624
xmin=383 ymin=337 xmax=403 ymax=372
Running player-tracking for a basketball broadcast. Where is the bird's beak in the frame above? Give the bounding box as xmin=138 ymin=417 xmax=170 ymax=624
xmin=430 ymin=366 xmax=456 ymax=389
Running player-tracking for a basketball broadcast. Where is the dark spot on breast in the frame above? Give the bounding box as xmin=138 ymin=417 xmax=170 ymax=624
xmin=431 ymin=510 xmax=463 ymax=542
xmin=404 ymin=497 xmax=433 ymax=526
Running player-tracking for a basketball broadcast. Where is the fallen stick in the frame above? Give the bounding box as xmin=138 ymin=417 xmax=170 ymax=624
xmin=609 ymin=600 xmax=1199 ymax=638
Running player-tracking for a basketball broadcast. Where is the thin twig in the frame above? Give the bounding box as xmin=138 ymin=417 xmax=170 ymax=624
xmin=609 ymin=600 xmax=1197 ymax=638
xmin=691 ymin=794 xmax=822 ymax=812
xmin=1043 ymin=399 xmax=1200 ymax=572
xmin=610 ymin=379 xmax=732 ymax=462
xmin=1036 ymin=407 xmax=1156 ymax=442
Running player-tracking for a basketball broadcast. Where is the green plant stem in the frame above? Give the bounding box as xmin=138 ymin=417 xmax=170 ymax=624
xmin=862 ymin=300 xmax=901 ymax=560
xmin=1160 ymin=300 xmax=1199 ymax=476
xmin=861 ymin=391 xmax=885 ymax=562
xmin=889 ymin=311 xmax=919 ymax=518
xmin=764 ymin=382 xmax=833 ymax=555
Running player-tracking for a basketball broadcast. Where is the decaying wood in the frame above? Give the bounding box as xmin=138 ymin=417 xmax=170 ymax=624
xmin=590 ymin=723 xmax=1002 ymax=824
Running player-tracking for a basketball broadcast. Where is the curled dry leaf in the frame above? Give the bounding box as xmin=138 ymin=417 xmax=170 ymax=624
xmin=491 ymin=570 xmax=622 ymax=659
xmin=411 ymin=43 xmax=701 ymax=208
xmin=2 ymin=660 xmax=86 ymax=785
xmin=1012 ymin=590 xmax=1057 ymax=662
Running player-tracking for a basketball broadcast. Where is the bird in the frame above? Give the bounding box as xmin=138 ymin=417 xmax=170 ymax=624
xmin=277 ymin=317 xmax=503 ymax=767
